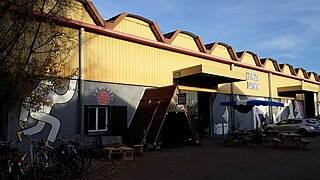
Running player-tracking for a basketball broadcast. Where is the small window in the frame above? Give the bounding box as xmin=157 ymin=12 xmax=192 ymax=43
xmin=88 ymin=106 xmax=108 ymax=133
xmin=84 ymin=105 xmax=128 ymax=136
xmin=294 ymin=120 xmax=302 ymax=124
xmin=278 ymin=120 xmax=289 ymax=125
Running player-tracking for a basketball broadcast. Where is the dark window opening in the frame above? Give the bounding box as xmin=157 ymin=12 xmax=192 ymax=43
xmin=84 ymin=105 xmax=127 ymax=136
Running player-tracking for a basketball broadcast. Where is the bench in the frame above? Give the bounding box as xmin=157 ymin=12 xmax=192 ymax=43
xmin=271 ymin=138 xmax=283 ymax=143
xmin=271 ymin=137 xmax=284 ymax=148
xmin=300 ymin=139 xmax=311 ymax=144
xmin=298 ymin=139 xmax=311 ymax=149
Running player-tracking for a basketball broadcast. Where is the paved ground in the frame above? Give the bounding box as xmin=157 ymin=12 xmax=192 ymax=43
xmin=83 ymin=136 xmax=320 ymax=180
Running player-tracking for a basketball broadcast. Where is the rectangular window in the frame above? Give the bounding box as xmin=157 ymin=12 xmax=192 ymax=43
xmin=88 ymin=106 xmax=108 ymax=132
xmin=84 ymin=105 xmax=127 ymax=136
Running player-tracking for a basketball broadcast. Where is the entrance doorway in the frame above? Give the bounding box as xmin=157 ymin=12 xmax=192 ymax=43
xmin=305 ymin=92 xmax=315 ymax=118
xmin=197 ymin=92 xmax=212 ymax=138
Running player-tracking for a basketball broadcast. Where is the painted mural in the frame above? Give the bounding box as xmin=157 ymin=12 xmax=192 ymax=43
xmin=16 ymin=76 xmax=77 ymax=149
xmin=214 ymin=107 xmax=229 ymax=135
xmin=214 ymin=94 xmax=306 ymax=135
xmin=273 ymin=99 xmax=305 ymax=124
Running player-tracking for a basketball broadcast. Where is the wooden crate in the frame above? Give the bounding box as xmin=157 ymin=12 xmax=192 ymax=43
xmin=103 ymin=147 xmax=122 ymax=160
xmin=133 ymin=144 xmax=144 ymax=156
xmin=120 ymin=147 xmax=134 ymax=161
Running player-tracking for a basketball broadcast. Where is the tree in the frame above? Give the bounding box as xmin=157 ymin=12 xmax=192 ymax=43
xmin=0 ymin=0 xmax=78 ymax=121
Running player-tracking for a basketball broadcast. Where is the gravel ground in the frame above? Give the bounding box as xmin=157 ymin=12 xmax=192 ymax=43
xmin=78 ymin=136 xmax=320 ymax=180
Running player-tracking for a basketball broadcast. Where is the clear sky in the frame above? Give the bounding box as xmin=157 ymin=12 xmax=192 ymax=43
xmin=90 ymin=0 xmax=320 ymax=74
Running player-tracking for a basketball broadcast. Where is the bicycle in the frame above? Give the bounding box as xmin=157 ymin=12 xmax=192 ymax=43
xmin=19 ymin=137 xmax=50 ymax=179
xmin=48 ymin=137 xmax=92 ymax=178
xmin=0 ymin=140 xmax=23 ymax=180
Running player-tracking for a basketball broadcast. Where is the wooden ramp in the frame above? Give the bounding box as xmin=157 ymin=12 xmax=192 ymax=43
xmin=123 ymin=85 xmax=199 ymax=149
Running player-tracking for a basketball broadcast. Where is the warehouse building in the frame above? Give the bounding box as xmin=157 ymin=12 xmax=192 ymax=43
xmin=4 ymin=0 xmax=320 ymax=148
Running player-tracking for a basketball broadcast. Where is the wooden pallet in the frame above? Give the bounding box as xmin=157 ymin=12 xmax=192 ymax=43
xmin=103 ymin=147 xmax=123 ymax=160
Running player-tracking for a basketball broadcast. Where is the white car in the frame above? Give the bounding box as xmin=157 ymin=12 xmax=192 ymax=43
xmin=264 ymin=119 xmax=320 ymax=136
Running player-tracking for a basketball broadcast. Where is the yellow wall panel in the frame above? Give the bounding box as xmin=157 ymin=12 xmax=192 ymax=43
xmin=309 ymin=74 xmax=316 ymax=81
xmin=282 ymin=65 xmax=292 ymax=75
xmin=69 ymin=1 xmax=95 ymax=25
xmin=218 ymin=83 xmax=232 ymax=93
xmin=84 ymin=32 xmax=231 ymax=87
xmin=211 ymin=45 xmax=232 ymax=60
xmin=232 ymin=67 xmax=269 ymax=97
xmin=114 ymin=17 xmax=157 ymax=41
xmin=264 ymin=61 xmax=276 ymax=71
xmin=304 ymin=82 xmax=319 ymax=92
xmin=272 ymin=75 xmax=301 ymax=98
xmin=83 ymin=32 xmax=319 ymax=96
xmin=296 ymin=70 xmax=305 ymax=78
xmin=241 ymin=54 xmax=256 ymax=66
xmin=171 ymin=33 xmax=199 ymax=52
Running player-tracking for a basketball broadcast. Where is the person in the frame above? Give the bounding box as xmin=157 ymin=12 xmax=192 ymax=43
xmin=16 ymin=76 xmax=77 ymax=149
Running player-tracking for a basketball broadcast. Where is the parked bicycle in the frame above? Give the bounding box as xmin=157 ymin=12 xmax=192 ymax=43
xmin=48 ymin=137 xmax=92 ymax=178
xmin=0 ymin=140 xmax=23 ymax=180
xmin=19 ymin=136 xmax=50 ymax=179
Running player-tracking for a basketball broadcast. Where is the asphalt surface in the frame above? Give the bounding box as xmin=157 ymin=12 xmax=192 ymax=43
xmin=84 ymin=135 xmax=320 ymax=180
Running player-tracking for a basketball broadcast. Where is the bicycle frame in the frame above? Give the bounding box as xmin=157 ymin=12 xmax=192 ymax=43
xmin=19 ymin=137 xmax=49 ymax=178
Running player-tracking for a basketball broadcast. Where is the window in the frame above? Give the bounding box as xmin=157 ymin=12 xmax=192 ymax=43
xmin=84 ymin=105 xmax=128 ymax=136
xmin=88 ymin=106 xmax=108 ymax=133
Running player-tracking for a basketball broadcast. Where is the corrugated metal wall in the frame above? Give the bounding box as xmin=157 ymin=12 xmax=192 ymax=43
xmin=114 ymin=17 xmax=157 ymax=41
xmin=210 ymin=45 xmax=233 ymax=60
xmin=171 ymin=33 xmax=199 ymax=52
xmin=84 ymin=32 xmax=230 ymax=87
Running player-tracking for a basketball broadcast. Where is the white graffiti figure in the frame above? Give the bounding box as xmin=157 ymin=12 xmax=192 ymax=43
xmin=214 ymin=107 xmax=229 ymax=135
xmin=253 ymin=105 xmax=268 ymax=129
xmin=294 ymin=101 xmax=303 ymax=118
xmin=17 ymin=77 xmax=77 ymax=149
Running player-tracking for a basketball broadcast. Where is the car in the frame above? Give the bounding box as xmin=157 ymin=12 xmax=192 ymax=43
xmin=264 ymin=118 xmax=320 ymax=136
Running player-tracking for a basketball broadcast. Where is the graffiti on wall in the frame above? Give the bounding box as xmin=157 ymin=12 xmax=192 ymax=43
xmin=214 ymin=107 xmax=229 ymax=135
xmin=17 ymin=76 xmax=77 ymax=149
xmin=253 ymin=98 xmax=268 ymax=129
xmin=273 ymin=100 xmax=305 ymax=124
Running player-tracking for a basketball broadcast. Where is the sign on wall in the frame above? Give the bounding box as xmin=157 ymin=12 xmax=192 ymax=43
xmin=178 ymin=93 xmax=187 ymax=104
xmin=93 ymin=87 xmax=114 ymax=105
xmin=246 ymin=72 xmax=260 ymax=90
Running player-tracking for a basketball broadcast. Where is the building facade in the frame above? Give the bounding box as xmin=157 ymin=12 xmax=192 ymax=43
xmin=3 ymin=0 xmax=320 ymax=146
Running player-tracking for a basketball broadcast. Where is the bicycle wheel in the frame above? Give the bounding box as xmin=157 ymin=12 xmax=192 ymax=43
xmin=47 ymin=149 xmax=61 ymax=174
xmin=33 ymin=152 xmax=48 ymax=179
xmin=77 ymin=149 xmax=92 ymax=172
xmin=65 ymin=153 xmax=83 ymax=179
xmin=20 ymin=151 xmax=33 ymax=179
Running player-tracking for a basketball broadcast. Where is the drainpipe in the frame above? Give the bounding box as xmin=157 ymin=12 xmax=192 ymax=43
xmin=79 ymin=28 xmax=85 ymax=134
xmin=268 ymin=73 xmax=273 ymax=123
xmin=229 ymin=64 xmax=235 ymax=135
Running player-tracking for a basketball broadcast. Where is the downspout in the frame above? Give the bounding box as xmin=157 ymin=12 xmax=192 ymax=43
xmin=268 ymin=73 xmax=273 ymax=123
xmin=79 ymin=28 xmax=85 ymax=134
xmin=229 ymin=64 xmax=235 ymax=134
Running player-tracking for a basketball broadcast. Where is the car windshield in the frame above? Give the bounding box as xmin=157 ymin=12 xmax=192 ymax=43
xmin=306 ymin=120 xmax=317 ymax=124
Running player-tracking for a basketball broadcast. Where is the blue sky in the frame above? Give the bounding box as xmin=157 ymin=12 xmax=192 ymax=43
xmin=90 ymin=0 xmax=320 ymax=74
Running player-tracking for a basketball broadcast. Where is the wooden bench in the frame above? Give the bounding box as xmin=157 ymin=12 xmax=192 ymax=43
xmin=298 ymin=138 xmax=311 ymax=149
xmin=271 ymin=137 xmax=283 ymax=143
xmin=271 ymin=137 xmax=284 ymax=148
xmin=300 ymin=139 xmax=311 ymax=144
